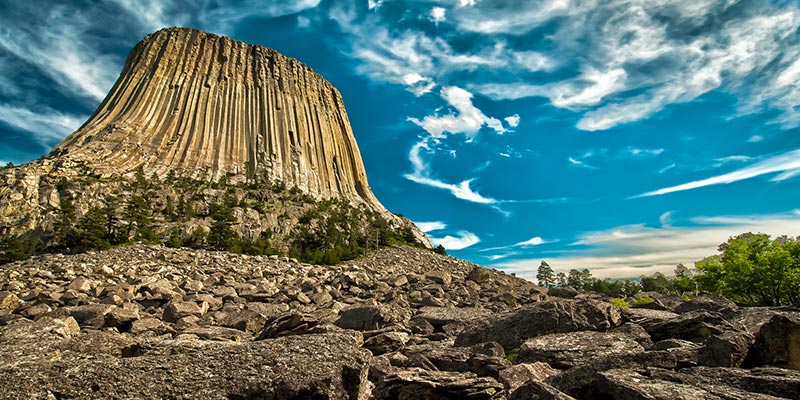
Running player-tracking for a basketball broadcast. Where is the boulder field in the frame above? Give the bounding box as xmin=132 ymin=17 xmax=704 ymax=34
xmin=1 ymin=245 xmax=798 ymax=399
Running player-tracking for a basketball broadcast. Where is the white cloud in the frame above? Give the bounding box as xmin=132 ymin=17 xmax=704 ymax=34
xmin=430 ymin=7 xmax=446 ymax=25
xmin=0 ymin=11 xmax=119 ymax=102
xmin=627 ymin=147 xmax=664 ymax=158
xmin=516 ymin=236 xmax=546 ymax=246
xmin=368 ymin=0 xmax=383 ymax=10
xmin=409 ymin=86 xmax=506 ymax=139
xmin=636 ymin=148 xmax=800 ymax=197
xmin=0 ymin=104 xmax=85 ymax=149
xmin=504 ymin=114 xmax=520 ymax=128
xmin=416 ymin=221 xmax=447 ymax=233
xmin=297 ymin=16 xmax=311 ymax=28
xmin=496 ymin=210 xmax=800 ymax=280
xmin=429 ymin=231 xmax=480 ymax=250
xmin=480 ymin=235 xmax=555 ymax=253
xmin=459 ymin=0 xmax=477 ymax=7
xmin=567 ymin=157 xmax=596 ymax=169
xmin=658 ymin=163 xmax=676 ymax=174
xmin=659 ymin=211 xmax=674 ymax=227
xmin=108 ymin=0 xmax=181 ymax=32
xmin=463 ymin=2 xmax=800 ymax=130
xmin=748 ymin=135 xmax=764 ymax=143
xmin=404 ymin=140 xmax=498 ymax=205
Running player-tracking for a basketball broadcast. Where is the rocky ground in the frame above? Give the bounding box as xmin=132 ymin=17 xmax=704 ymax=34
xmin=0 ymin=245 xmax=798 ymax=399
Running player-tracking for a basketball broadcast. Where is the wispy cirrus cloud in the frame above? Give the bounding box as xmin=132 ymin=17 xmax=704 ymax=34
xmin=428 ymin=230 xmax=480 ymax=250
xmin=405 ymin=140 xmax=497 ymax=205
xmin=457 ymin=2 xmax=800 ymax=130
xmin=496 ymin=210 xmax=800 ymax=280
xmin=0 ymin=104 xmax=86 ymax=149
xmin=635 ymin=148 xmax=800 ymax=197
xmin=415 ymin=221 xmax=447 ymax=233
xmin=481 ymin=235 xmax=556 ymax=253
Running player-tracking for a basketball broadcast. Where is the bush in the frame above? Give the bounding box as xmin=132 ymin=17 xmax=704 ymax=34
xmin=631 ymin=296 xmax=655 ymax=306
xmin=609 ymin=297 xmax=630 ymax=308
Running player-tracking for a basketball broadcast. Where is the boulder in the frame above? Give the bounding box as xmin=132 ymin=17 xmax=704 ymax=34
xmin=69 ymin=304 xmax=115 ymax=328
xmin=499 ymin=362 xmax=559 ymax=392
xmin=467 ymin=267 xmax=492 ymax=284
xmin=374 ymin=369 xmax=505 ymax=400
xmin=130 ymin=317 xmax=174 ymax=336
xmin=0 ymin=332 xmax=372 ymax=400
xmin=426 ymin=270 xmax=453 ymax=285
xmin=674 ymin=295 xmax=738 ymax=316
xmin=335 ymin=304 xmax=407 ymax=331
xmin=547 ymin=286 xmax=578 ymax=299
xmin=364 ymin=331 xmax=409 ymax=355
xmin=640 ymin=310 xmax=743 ymax=342
xmin=455 ymin=299 xmax=622 ymax=350
xmin=0 ymin=316 xmax=80 ymax=341
xmin=104 ymin=307 xmax=140 ymax=331
xmin=648 ymin=366 xmax=800 ymax=400
xmin=519 ymin=330 xmax=645 ymax=369
xmin=591 ymin=368 xmax=727 ymax=400
xmin=221 ymin=310 xmax=267 ymax=335
xmin=416 ymin=306 xmax=492 ymax=329
xmin=745 ymin=314 xmax=800 ymax=369
xmin=509 ymin=380 xmax=576 ymax=400
xmin=0 ymin=291 xmax=21 ymax=315
xmin=162 ymin=301 xmax=207 ymax=323
xmin=257 ymin=312 xmax=319 ymax=339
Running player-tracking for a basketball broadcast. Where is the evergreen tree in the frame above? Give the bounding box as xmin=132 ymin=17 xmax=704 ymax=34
xmin=536 ymin=261 xmax=555 ymax=288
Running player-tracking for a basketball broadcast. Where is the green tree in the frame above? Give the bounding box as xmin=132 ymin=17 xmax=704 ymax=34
xmin=672 ymin=263 xmax=696 ymax=295
xmin=640 ymin=272 xmax=671 ymax=294
xmin=567 ymin=268 xmax=592 ymax=289
xmin=123 ymin=195 xmax=152 ymax=239
xmin=695 ymin=233 xmax=800 ymax=306
xmin=556 ymin=272 xmax=568 ymax=287
xmin=536 ymin=261 xmax=555 ymax=288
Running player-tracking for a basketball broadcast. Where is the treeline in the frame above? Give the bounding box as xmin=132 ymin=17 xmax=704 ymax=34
xmin=0 ymin=171 xmax=423 ymax=265
xmin=537 ymin=233 xmax=800 ymax=307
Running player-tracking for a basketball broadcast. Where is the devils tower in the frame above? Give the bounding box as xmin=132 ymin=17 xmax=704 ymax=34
xmin=54 ymin=27 xmax=382 ymax=209
xmin=0 ymin=27 xmax=428 ymax=259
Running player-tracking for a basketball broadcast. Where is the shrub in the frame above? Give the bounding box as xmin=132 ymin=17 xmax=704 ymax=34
xmin=631 ymin=296 xmax=655 ymax=306
xmin=609 ymin=297 xmax=630 ymax=308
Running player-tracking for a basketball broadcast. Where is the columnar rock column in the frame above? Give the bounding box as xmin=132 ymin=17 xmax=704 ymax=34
xmin=54 ymin=27 xmax=383 ymax=210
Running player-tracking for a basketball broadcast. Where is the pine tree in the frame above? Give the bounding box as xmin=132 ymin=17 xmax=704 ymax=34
xmin=536 ymin=260 xmax=555 ymax=288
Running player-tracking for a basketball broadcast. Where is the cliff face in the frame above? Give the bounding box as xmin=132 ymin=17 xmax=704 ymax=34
xmin=54 ymin=27 xmax=380 ymax=209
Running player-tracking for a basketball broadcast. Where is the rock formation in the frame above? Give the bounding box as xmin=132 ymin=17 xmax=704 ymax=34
xmin=55 ymin=27 xmax=380 ymax=207
xmin=0 ymin=27 xmax=428 ymax=250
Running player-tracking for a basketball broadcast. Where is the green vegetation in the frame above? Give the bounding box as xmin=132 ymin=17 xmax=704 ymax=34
xmin=694 ymin=233 xmax=799 ymax=306
xmin=537 ymin=232 xmax=800 ymax=307
xmin=0 ymin=173 xmax=422 ymax=265
xmin=631 ymin=296 xmax=655 ymax=306
xmin=536 ymin=261 xmax=555 ymax=288
xmin=609 ymin=297 xmax=630 ymax=308
xmin=288 ymin=199 xmax=419 ymax=265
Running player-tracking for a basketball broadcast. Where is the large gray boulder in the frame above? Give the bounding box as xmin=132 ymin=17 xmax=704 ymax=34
xmin=744 ymin=314 xmax=800 ymax=370
xmin=0 ymin=331 xmax=371 ymax=400
xmin=455 ymin=299 xmax=622 ymax=350
xmin=519 ymin=330 xmax=645 ymax=369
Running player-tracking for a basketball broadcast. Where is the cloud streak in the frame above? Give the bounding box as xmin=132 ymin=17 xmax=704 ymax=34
xmin=428 ymin=231 xmax=480 ymax=250
xmin=404 ymin=140 xmax=498 ymax=205
xmin=636 ymin=148 xmax=800 ymax=197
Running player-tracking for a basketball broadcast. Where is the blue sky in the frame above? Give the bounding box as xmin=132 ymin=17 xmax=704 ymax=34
xmin=2 ymin=0 xmax=800 ymax=280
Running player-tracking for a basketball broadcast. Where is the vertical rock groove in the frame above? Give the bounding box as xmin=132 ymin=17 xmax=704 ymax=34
xmin=53 ymin=27 xmax=384 ymax=210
